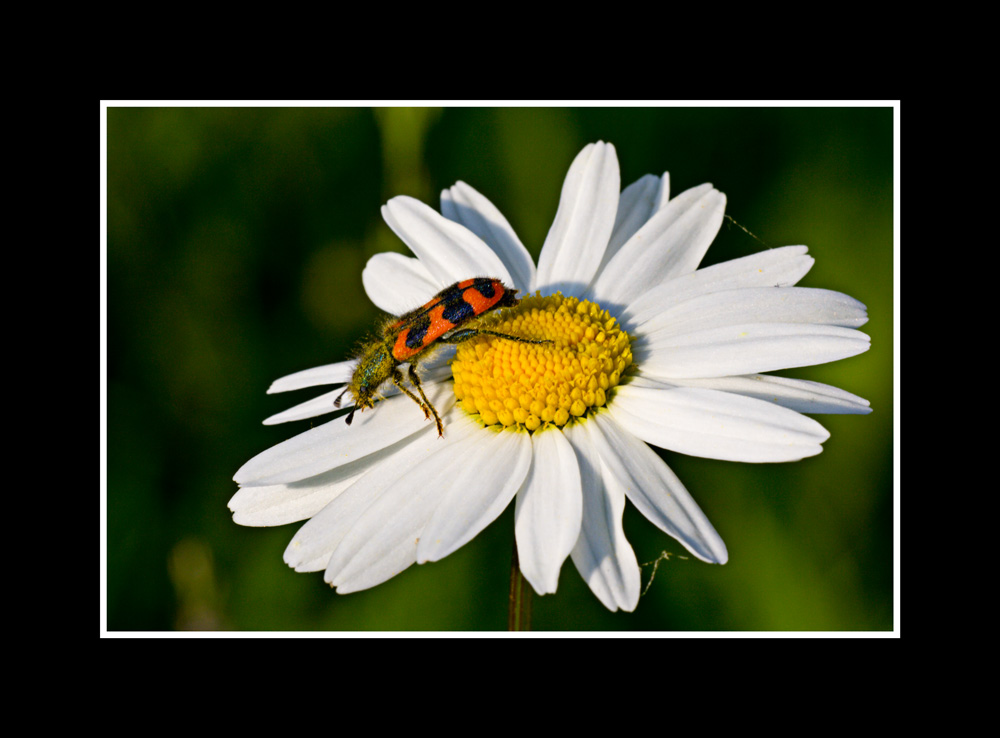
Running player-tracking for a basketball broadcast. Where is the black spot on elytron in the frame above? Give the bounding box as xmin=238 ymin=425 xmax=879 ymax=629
xmin=441 ymin=294 xmax=475 ymax=324
xmin=436 ymin=285 xmax=463 ymax=304
xmin=405 ymin=315 xmax=431 ymax=349
xmin=471 ymin=278 xmax=496 ymax=299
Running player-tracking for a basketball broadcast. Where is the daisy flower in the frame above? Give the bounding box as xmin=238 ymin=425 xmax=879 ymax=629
xmin=230 ymin=141 xmax=871 ymax=613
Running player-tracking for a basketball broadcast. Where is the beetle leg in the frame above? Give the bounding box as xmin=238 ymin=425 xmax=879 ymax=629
xmin=405 ymin=364 xmax=444 ymax=437
xmin=391 ymin=367 xmax=428 ymax=417
xmin=391 ymin=365 xmax=444 ymax=437
xmin=441 ymin=328 xmax=551 ymax=345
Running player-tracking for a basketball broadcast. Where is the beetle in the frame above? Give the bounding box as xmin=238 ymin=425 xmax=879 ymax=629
xmin=334 ymin=277 xmax=548 ymax=436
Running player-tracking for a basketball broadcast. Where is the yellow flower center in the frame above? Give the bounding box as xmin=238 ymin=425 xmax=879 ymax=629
xmin=451 ymin=293 xmax=632 ymax=432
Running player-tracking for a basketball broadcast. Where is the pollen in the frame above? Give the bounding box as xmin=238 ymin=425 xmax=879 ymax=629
xmin=451 ymin=293 xmax=633 ymax=432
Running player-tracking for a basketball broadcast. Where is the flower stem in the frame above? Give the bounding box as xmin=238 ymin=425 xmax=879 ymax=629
xmin=508 ymin=541 xmax=532 ymax=631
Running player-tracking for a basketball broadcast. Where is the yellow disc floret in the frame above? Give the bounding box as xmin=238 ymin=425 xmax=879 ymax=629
xmin=451 ymin=293 xmax=632 ymax=432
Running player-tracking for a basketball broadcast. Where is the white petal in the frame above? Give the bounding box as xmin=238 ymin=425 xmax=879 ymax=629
xmin=262 ymin=366 xmax=454 ymax=425
xmin=440 ymin=181 xmax=536 ymax=294
xmin=619 ymin=245 xmax=814 ymax=331
xmin=636 ymin=322 xmax=871 ymax=379
xmin=381 ymin=196 xmax=514 ymax=286
xmin=640 ymin=374 xmax=872 ymax=415
xmin=230 ymin=464 xmax=367 ymax=527
xmin=588 ymin=184 xmax=726 ymax=308
xmin=600 ymin=173 xmax=670 ymax=272
xmin=564 ymin=422 xmax=641 ymax=612
xmin=514 ymin=428 xmax=583 ymax=595
xmin=284 ymin=422 xmax=473 ymax=575
xmin=362 ymin=251 xmax=441 ymax=315
xmin=588 ymin=412 xmax=727 ymax=563
xmin=636 ymin=287 xmax=869 ymax=338
xmin=233 ymin=381 xmax=456 ymax=486
xmin=417 ymin=426 xmax=532 ymax=563
xmin=535 ymin=142 xmax=620 ymax=297
xmin=322 ymin=415 xmax=502 ymax=589
xmin=267 ymin=360 xmax=354 ymax=394
xmin=263 ymin=387 xmax=346 ymax=425
xmin=333 ymin=538 xmax=424 ymax=593
xmin=610 ymin=385 xmax=830 ymax=463
xmin=329 ymin=415 xmax=522 ymax=590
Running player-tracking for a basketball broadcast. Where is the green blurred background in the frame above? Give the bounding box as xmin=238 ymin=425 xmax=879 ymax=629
xmin=105 ymin=106 xmax=894 ymax=632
